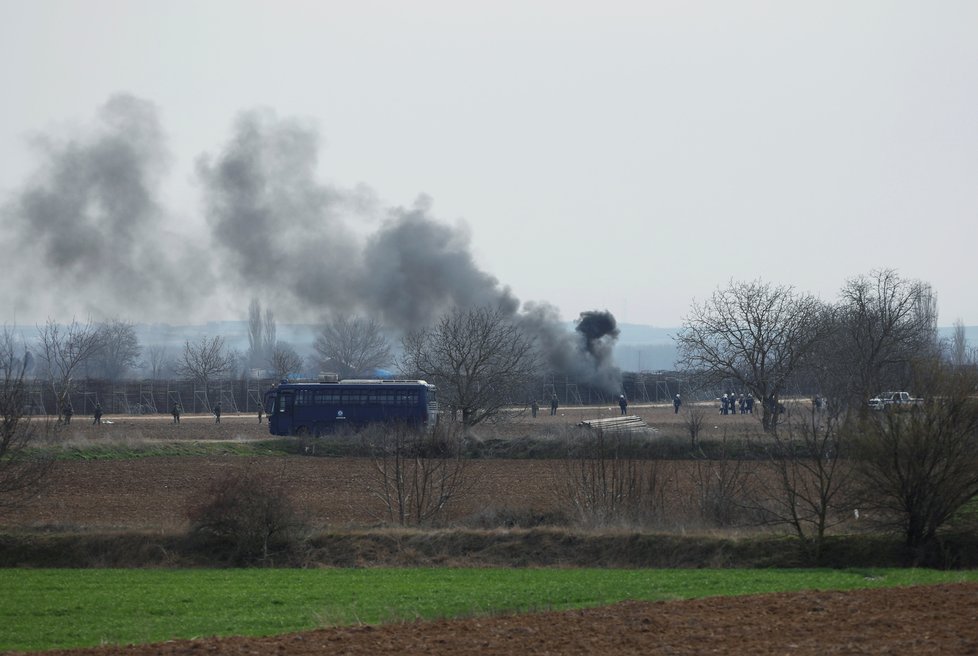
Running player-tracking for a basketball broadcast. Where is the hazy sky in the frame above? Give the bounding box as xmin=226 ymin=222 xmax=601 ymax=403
xmin=1 ymin=1 xmax=976 ymax=328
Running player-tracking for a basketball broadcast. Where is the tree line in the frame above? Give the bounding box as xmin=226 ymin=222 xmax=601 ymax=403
xmin=2 ymin=268 xmax=978 ymax=562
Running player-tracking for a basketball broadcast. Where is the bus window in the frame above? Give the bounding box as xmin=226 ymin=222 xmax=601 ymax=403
xmin=279 ymin=392 xmax=293 ymax=413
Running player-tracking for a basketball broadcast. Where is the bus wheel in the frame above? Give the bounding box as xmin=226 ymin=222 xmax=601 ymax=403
xmin=295 ymin=426 xmax=310 ymax=437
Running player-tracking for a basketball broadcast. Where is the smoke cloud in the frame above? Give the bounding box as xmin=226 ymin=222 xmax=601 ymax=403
xmin=1 ymin=95 xmax=211 ymax=320
xmin=1 ymin=96 xmax=621 ymax=391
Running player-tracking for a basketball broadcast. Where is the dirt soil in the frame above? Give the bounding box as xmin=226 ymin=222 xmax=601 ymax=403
xmin=9 ymin=405 xmax=978 ymax=654
xmin=4 ymin=403 xmax=758 ymax=531
xmin=22 ymin=583 xmax=978 ymax=655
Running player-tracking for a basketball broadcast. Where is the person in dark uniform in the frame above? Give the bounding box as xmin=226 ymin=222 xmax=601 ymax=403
xmin=531 ymin=400 xmax=539 ymax=418
xmin=63 ymin=402 xmax=73 ymax=425
xmin=257 ymin=403 xmax=264 ymax=423
xmin=213 ymin=402 xmax=222 ymax=424
xmin=618 ymin=394 xmax=628 ymax=415
xmin=550 ymin=394 xmax=559 ymax=416
xmin=172 ymin=402 xmax=181 ymax=424
xmin=93 ymin=403 xmax=103 ymax=425
xmin=673 ymin=394 xmax=682 ymax=414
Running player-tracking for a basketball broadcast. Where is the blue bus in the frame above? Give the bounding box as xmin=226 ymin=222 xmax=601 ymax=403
xmin=265 ymin=378 xmax=438 ymax=436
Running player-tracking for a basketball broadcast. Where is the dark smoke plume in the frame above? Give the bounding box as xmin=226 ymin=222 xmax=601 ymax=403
xmin=575 ymin=310 xmax=622 ymax=393
xmin=1 ymin=95 xmax=210 ymax=320
xmin=195 ymin=110 xmax=519 ymax=331
xmin=1 ymin=98 xmax=622 ymax=391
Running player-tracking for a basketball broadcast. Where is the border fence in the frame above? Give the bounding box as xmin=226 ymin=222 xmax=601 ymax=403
xmin=22 ymin=371 xmax=691 ymax=417
xmin=23 ymin=378 xmax=279 ymax=416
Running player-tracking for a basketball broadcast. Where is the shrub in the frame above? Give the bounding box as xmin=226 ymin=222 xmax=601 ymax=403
xmin=185 ymin=462 xmax=306 ymax=565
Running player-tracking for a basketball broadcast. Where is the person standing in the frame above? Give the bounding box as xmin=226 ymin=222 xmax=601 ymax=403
xmin=257 ymin=403 xmax=264 ymax=423
xmin=171 ymin=402 xmax=181 ymax=424
xmin=550 ymin=394 xmax=559 ymax=416
xmin=213 ymin=402 xmax=221 ymax=424
xmin=93 ymin=403 xmax=103 ymax=425
xmin=531 ymin=399 xmax=539 ymax=418
xmin=673 ymin=394 xmax=682 ymax=414
xmin=618 ymin=394 xmax=628 ymax=415
xmin=63 ymin=402 xmax=73 ymax=425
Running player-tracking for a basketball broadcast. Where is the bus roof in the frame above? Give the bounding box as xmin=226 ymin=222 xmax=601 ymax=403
xmin=340 ymin=379 xmax=431 ymax=385
xmin=273 ymin=379 xmax=432 ymax=387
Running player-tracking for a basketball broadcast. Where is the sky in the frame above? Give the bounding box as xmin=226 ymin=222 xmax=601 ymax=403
xmin=1 ymin=0 xmax=976 ymax=330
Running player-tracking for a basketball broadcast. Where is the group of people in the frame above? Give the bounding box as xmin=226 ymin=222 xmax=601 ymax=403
xmin=719 ymin=393 xmax=754 ymax=415
xmin=59 ymin=402 xmax=103 ymax=425
xmin=529 ymin=394 xmax=561 ymax=418
xmin=54 ymin=400 xmax=266 ymax=425
xmin=530 ymin=393 xmax=630 ymax=417
xmin=169 ymin=401 xmax=263 ymax=423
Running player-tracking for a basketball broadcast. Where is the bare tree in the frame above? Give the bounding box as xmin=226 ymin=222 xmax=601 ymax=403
xmin=247 ymin=298 xmax=264 ymax=369
xmin=314 ymin=315 xmax=392 ymax=378
xmin=0 ymin=326 xmax=54 ymax=510
xmin=361 ymin=421 xmax=472 ymax=526
xmin=682 ymin=401 xmax=708 ymax=450
xmin=175 ymin=335 xmax=236 ymax=387
xmin=400 ymin=305 xmax=540 ymax=428
xmin=267 ymin=342 xmax=303 ymax=380
xmin=851 ymin=360 xmax=978 ymax=553
xmin=36 ymin=318 xmax=103 ymax=419
xmin=949 ymin=318 xmax=969 ymax=367
xmin=830 ymin=269 xmax=939 ymax=406
xmin=144 ymin=344 xmax=171 ymax=379
xmin=750 ymin=403 xmax=851 ymax=563
xmin=262 ymin=307 xmax=276 ymax=362
xmin=552 ymin=427 xmax=663 ymax=527
xmin=676 ymin=280 xmax=827 ymax=431
xmin=684 ymin=436 xmax=754 ymax=528
xmin=88 ymin=318 xmax=141 ymax=380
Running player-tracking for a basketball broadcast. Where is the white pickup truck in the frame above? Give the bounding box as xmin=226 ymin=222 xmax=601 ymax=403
xmin=868 ymin=391 xmax=923 ymax=411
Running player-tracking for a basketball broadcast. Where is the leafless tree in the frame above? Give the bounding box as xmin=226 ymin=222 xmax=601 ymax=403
xmin=87 ymin=318 xmax=141 ymax=380
xmin=247 ymin=298 xmax=264 ymax=369
xmin=0 ymin=325 xmax=54 ymax=510
xmin=683 ymin=436 xmax=754 ymax=528
xmin=682 ymin=401 xmax=709 ymax=450
xmin=828 ymin=269 xmax=940 ymax=407
xmin=400 ymin=305 xmax=540 ymax=428
xmin=313 ymin=315 xmax=392 ymax=378
xmin=175 ymin=335 xmax=236 ymax=387
xmin=551 ymin=426 xmax=664 ymax=527
xmin=749 ymin=402 xmax=852 ymax=563
xmin=361 ymin=421 xmax=472 ymax=526
xmin=36 ymin=318 xmax=103 ymax=419
xmin=246 ymin=299 xmax=278 ymax=371
xmin=263 ymin=307 xmax=276 ymax=360
xmin=851 ymin=359 xmax=978 ymax=553
xmin=949 ymin=318 xmax=970 ymax=367
xmin=267 ymin=342 xmax=303 ymax=380
xmin=144 ymin=344 xmax=171 ymax=379
xmin=676 ymin=280 xmax=827 ymax=431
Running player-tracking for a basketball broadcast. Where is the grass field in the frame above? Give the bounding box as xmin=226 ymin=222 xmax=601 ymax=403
xmin=4 ymin=568 xmax=978 ymax=651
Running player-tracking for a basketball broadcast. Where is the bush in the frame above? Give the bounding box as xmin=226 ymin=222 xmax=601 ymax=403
xmin=185 ymin=462 xmax=307 ymax=565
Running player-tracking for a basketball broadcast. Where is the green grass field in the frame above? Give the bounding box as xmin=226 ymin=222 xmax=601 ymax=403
xmin=3 ymin=568 xmax=977 ymax=651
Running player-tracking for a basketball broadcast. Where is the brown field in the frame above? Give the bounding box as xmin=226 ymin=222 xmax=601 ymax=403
xmin=3 ymin=402 xmax=761 ymax=532
xmin=9 ymin=402 xmax=977 ymax=655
